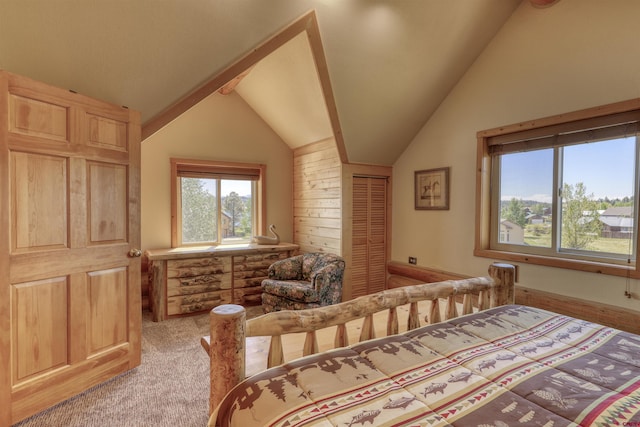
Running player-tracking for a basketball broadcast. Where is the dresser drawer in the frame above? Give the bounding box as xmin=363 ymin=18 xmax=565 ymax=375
xmin=167 ymin=290 xmax=233 ymax=315
xmin=167 ymin=275 xmax=232 ymax=297
xmin=166 ymin=257 xmax=231 ymax=278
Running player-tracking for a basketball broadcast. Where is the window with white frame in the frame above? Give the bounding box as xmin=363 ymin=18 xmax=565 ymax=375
xmin=171 ymin=158 xmax=265 ymax=247
xmin=475 ymin=100 xmax=640 ymax=277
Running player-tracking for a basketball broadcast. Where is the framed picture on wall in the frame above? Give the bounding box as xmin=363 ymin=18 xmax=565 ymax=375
xmin=415 ymin=167 xmax=450 ymax=210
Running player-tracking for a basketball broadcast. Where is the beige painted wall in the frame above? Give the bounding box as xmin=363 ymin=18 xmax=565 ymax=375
xmin=141 ymin=91 xmax=293 ymax=251
xmin=392 ymin=0 xmax=640 ymax=311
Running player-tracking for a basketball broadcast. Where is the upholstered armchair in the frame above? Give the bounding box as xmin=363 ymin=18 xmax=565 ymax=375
xmin=261 ymin=252 xmax=345 ymax=313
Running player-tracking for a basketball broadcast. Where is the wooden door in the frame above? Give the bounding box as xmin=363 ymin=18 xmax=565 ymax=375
xmin=0 ymin=71 xmax=141 ymax=425
xmin=351 ymin=176 xmax=387 ymax=298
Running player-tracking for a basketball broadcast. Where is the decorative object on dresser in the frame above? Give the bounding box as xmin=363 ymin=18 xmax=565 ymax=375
xmin=252 ymin=224 xmax=280 ymax=245
xmin=145 ymin=243 xmax=298 ymax=321
xmin=261 ymin=252 xmax=345 ymax=312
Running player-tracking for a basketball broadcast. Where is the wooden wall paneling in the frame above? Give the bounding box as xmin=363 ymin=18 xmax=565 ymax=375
xmin=292 ymin=163 xmax=341 ymax=181
xmin=294 ymin=223 xmax=341 ymax=239
xmin=292 ymin=204 xmax=341 ymax=219
xmin=294 ymin=234 xmax=341 ymax=254
xmin=293 ymin=138 xmax=342 ymax=254
xmin=294 ymin=216 xmax=341 ymax=229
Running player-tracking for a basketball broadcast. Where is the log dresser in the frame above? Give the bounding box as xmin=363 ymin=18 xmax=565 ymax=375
xmin=145 ymin=243 xmax=298 ymax=321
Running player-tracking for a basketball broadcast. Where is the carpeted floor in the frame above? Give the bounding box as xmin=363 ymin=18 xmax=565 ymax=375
xmin=13 ymin=306 xmax=264 ymax=427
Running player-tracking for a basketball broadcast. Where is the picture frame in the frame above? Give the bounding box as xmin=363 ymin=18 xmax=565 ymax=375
xmin=415 ymin=167 xmax=450 ymax=210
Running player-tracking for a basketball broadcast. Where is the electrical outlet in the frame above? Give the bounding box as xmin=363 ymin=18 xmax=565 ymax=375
xmin=408 ymin=257 xmax=417 ymax=265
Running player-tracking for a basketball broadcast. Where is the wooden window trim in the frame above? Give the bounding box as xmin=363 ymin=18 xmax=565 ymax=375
xmin=170 ymin=158 xmax=266 ymax=248
xmin=475 ymin=98 xmax=640 ymax=279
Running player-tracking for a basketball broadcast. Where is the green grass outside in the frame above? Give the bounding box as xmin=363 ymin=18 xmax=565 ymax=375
xmin=524 ymin=232 xmax=632 ymax=254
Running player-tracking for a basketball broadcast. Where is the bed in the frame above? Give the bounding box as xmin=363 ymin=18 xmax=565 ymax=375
xmin=204 ymin=263 xmax=640 ymax=426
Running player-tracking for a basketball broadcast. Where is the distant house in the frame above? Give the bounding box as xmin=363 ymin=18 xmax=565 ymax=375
xmin=599 ymin=206 xmax=634 ymax=238
xmin=526 ymin=213 xmax=544 ymax=224
xmin=500 ymin=219 xmax=524 ymax=244
xmin=221 ymin=212 xmax=232 ymax=237
xmin=601 ymin=206 xmax=633 ymax=217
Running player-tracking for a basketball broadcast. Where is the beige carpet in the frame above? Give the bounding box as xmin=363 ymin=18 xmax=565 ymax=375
xmin=13 ymin=306 xmax=264 ymax=427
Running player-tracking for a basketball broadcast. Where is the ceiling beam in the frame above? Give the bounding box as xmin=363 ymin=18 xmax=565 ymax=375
xmin=305 ymin=11 xmax=348 ymax=164
xmin=218 ymin=66 xmax=254 ymax=95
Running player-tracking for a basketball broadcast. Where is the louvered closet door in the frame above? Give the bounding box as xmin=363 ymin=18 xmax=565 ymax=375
xmin=0 ymin=71 xmax=141 ymax=426
xmin=351 ymin=176 xmax=387 ymax=298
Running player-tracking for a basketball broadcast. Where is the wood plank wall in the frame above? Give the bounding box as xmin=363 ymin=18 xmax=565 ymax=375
xmin=293 ymin=138 xmax=342 ymax=255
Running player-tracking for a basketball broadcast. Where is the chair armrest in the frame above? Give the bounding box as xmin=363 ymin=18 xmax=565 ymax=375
xmin=310 ymin=261 xmax=345 ymax=305
xmin=310 ymin=262 xmax=344 ymax=291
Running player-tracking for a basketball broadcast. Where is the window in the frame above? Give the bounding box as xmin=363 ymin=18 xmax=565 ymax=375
xmin=171 ymin=158 xmax=265 ymax=247
xmin=476 ymin=99 xmax=640 ymax=277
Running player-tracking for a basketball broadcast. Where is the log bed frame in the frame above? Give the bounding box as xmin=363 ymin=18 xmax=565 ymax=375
xmin=201 ymin=262 xmax=516 ymax=415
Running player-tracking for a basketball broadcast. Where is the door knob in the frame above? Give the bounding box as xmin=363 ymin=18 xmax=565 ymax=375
xmin=128 ymin=248 xmax=142 ymax=257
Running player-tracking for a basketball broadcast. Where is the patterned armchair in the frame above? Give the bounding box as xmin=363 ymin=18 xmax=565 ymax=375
xmin=261 ymin=252 xmax=345 ymax=313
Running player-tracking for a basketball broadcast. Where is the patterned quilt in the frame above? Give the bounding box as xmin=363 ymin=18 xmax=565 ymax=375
xmin=210 ymin=305 xmax=640 ymax=426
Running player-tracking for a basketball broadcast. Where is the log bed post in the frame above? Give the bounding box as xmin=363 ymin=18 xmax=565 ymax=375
xmin=488 ymin=263 xmax=515 ymax=307
xmin=209 ymin=304 xmax=246 ymax=415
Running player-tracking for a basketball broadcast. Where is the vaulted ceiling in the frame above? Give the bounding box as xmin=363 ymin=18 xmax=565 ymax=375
xmin=0 ymin=0 xmax=524 ymax=165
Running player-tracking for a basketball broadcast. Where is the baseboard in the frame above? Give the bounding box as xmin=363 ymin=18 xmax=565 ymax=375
xmin=386 ymin=261 xmax=468 ymax=286
xmin=515 ymin=286 xmax=640 ymax=335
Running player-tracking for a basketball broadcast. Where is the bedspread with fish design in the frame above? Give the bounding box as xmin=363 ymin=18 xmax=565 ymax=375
xmin=210 ymin=305 xmax=640 ymax=427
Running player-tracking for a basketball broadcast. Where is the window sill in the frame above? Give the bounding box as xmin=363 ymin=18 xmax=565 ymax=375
xmin=474 ymin=248 xmax=637 ymax=279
